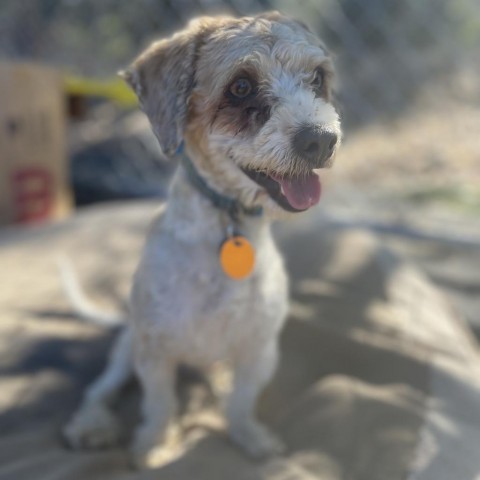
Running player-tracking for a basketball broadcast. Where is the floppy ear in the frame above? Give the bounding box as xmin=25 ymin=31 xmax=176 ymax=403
xmin=120 ymin=21 xmax=211 ymax=156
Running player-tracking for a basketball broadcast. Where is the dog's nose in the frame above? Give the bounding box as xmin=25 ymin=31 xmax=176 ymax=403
xmin=293 ymin=126 xmax=337 ymax=167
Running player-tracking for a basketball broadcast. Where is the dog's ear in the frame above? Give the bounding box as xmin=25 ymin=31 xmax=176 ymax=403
xmin=120 ymin=20 xmax=212 ymax=157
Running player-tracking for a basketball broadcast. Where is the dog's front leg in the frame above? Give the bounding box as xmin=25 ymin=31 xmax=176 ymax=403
xmin=130 ymin=343 xmax=176 ymax=469
xmin=227 ymin=339 xmax=284 ymax=459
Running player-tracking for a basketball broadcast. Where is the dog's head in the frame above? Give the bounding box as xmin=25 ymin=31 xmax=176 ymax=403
xmin=123 ymin=12 xmax=341 ymax=216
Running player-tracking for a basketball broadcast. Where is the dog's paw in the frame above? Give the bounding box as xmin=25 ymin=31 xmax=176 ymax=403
xmin=63 ymin=403 xmax=122 ymax=450
xmin=229 ymin=421 xmax=285 ymax=459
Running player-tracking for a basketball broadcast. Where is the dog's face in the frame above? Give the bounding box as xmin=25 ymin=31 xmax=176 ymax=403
xmin=124 ymin=12 xmax=341 ymax=216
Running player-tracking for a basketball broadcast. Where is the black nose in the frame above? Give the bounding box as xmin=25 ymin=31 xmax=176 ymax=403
xmin=292 ymin=126 xmax=337 ymax=167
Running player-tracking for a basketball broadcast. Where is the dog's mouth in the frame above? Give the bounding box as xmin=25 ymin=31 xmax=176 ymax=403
xmin=242 ymin=168 xmax=321 ymax=212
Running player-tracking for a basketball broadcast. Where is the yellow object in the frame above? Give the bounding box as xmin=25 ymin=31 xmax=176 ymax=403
xmin=63 ymin=74 xmax=137 ymax=107
xmin=219 ymin=236 xmax=255 ymax=280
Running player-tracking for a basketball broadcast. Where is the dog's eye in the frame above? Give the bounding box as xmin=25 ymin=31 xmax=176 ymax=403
xmin=312 ymin=68 xmax=324 ymax=91
xmin=229 ymin=78 xmax=252 ymax=98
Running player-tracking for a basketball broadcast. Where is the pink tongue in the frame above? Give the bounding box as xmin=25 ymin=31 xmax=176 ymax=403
xmin=271 ymin=172 xmax=322 ymax=210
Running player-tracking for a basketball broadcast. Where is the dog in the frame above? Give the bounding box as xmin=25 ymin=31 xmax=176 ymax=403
xmin=63 ymin=11 xmax=341 ymax=469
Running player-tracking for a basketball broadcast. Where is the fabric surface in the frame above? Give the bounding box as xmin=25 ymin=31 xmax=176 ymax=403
xmin=0 ymin=201 xmax=479 ymax=480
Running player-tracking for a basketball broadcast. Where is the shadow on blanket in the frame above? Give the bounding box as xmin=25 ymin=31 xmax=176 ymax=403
xmin=0 ymin=202 xmax=479 ymax=480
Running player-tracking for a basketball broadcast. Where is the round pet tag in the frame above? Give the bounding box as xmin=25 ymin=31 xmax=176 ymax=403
xmin=219 ymin=235 xmax=255 ymax=280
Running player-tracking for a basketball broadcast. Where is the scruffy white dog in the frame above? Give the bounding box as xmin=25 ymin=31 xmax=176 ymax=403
xmin=63 ymin=11 xmax=341 ymax=469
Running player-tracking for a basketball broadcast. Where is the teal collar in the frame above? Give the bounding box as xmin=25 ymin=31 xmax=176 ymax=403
xmin=178 ymin=148 xmax=263 ymax=221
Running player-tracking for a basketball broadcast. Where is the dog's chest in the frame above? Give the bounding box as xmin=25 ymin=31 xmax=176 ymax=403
xmin=131 ymin=223 xmax=288 ymax=363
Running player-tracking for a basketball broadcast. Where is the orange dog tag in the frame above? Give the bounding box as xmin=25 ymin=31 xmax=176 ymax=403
xmin=219 ymin=235 xmax=255 ymax=280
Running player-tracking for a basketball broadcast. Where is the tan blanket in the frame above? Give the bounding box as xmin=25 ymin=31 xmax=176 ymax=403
xmin=1 ymin=202 xmax=479 ymax=480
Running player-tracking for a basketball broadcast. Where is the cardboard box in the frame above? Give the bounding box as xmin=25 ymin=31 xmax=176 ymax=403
xmin=0 ymin=63 xmax=71 ymax=224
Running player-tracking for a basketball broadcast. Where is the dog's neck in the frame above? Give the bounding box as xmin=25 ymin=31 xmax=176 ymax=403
xmin=180 ymin=150 xmax=263 ymax=220
xmin=162 ymin=163 xmax=271 ymax=246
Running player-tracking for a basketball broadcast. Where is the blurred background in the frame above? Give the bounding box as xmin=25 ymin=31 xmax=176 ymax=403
xmin=0 ymin=0 xmax=479 ymax=330
xmin=1 ymin=4 xmax=480 ymax=477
